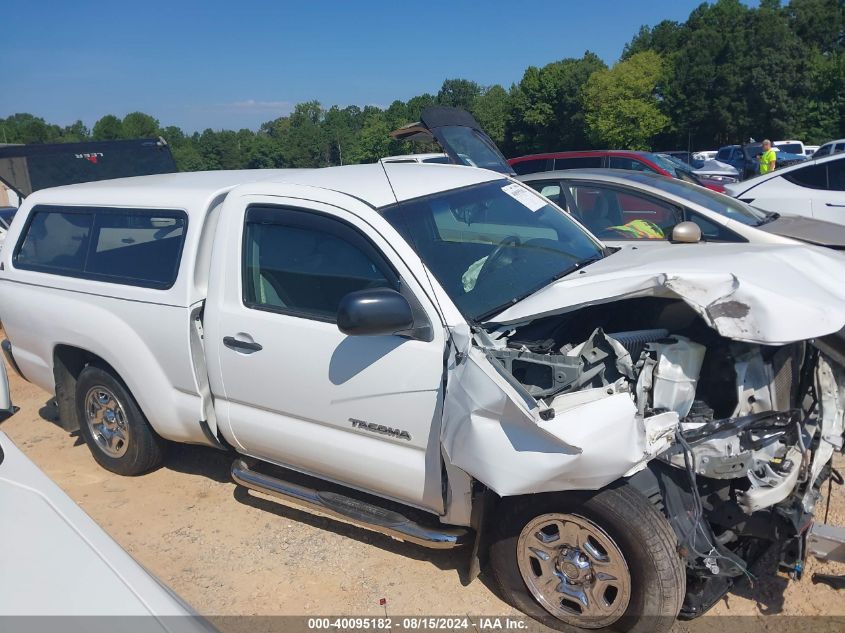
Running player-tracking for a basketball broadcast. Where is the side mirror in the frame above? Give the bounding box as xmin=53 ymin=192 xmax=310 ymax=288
xmin=337 ymin=288 xmax=415 ymax=336
xmin=671 ymin=221 xmax=702 ymax=244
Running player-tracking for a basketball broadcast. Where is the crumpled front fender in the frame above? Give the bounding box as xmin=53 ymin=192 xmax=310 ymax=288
xmin=441 ymin=345 xmax=678 ymax=496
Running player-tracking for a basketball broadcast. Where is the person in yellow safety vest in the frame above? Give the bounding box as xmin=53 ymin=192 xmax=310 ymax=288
xmin=759 ymin=139 xmax=777 ymax=175
xmin=607 ymin=219 xmax=665 ymax=239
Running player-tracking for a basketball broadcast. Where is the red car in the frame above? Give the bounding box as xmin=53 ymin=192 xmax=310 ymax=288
xmin=508 ymin=150 xmax=727 ymax=192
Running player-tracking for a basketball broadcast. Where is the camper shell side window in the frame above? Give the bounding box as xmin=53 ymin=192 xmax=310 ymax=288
xmin=13 ymin=205 xmax=188 ymax=289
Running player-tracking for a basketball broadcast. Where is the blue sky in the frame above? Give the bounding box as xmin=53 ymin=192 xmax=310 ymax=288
xmin=3 ymin=1 xmax=718 ymax=132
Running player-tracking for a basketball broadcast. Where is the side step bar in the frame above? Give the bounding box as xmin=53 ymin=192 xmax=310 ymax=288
xmin=231 ymin=459 xmax=470 ymax=549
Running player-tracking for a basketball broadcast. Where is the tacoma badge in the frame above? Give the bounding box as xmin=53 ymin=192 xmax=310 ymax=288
xmin=350 ymin=418 xmax=411 ymax=441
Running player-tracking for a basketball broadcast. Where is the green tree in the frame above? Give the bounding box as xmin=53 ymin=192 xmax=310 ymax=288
xmin=582 ymin=51 xmax=670 ymax=149
xmin=505 ymin=52 xmax=607 ymax=155
xmin=787 ymin=0 xmax=845 ymax=52
xmin=621 ymin=20 xmax=684 ymax=59
xmin=160 ymin=125 xmax=186 ymax=147
xmin=121 ymin=111 xmax=160 ymax=138
xmin=649 ymin=0 xmax=755 ymax=147
xmin=323 ymin=104 xmax=364 ymax=165
xmin=0 ymin=113 xmax=62 ymax=143
xmin=266 ymin=101 xmax=329 ymax=167
xmin=347 ymin=107 xmax=392 ymax=164
xmin=62 ymin=120 xmax=90 ymax=142
xmin=404 ymin=93 xmax=437 ymax=122
xmin=743 ymin=0 xmax=810 ymax=139
xmin=436 ymin=79 xmax=482 ymax=110
xmin=470 ymin=85 xmax=509 ymax=145
xmin=244 ymin=133 xmax=286 ymax=168
xmin=172 ymin=143 xmax=206 ymax=171
xmin=787 ymin=0 xmax=845 ymax=141
xmin=92 ymin=114 xmax=124 ymax=140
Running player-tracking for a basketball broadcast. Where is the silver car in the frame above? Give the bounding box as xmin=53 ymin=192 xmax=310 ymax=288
xmin=519 ymin=169 xmax=845 ymax=249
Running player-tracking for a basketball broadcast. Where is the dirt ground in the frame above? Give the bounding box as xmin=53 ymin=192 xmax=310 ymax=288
xmin=2 ymin=360 xmax=844 ymax=630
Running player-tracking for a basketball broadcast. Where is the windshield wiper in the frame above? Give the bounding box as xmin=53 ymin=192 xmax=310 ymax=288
xmin=475 ymin=255 xmax=603 ymax=323
xmin=758 ymin=212 xmax=780 ymax=226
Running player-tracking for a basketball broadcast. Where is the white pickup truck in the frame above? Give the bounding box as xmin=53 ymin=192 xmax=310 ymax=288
xmin=1 ymin=110 xmax=844 ymax=632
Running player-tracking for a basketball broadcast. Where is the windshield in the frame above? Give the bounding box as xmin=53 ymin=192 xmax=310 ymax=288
xmin=776 ymin=143 xmax=802 ymax=155
xmin=623 ymin=172 xmax=770 ymax=226
xmin=382 ymin=180 xmax=604 ymax=321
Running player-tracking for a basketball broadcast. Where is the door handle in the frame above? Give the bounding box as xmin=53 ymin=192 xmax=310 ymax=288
xmin=223 ymin=336 xmax=263 ymax=353
xmin=825 ymin=203 xmax=845 ymax=208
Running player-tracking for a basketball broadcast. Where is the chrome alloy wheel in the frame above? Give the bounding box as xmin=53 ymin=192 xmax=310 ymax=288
xmin=517 ymin=513 xmax=632 ymax=628
xmin=85 ymin=386 xmax=130 ymax=458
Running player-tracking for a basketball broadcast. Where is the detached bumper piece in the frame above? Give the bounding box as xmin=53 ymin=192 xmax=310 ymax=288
xmin=808 ymin=521 xmax=845 ymax=563
xmin=231 ymin=459 xmax=470 ymax=549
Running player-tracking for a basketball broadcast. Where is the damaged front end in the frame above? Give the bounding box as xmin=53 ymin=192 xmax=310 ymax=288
xmin=441 ymin=296 xmax=845 ymax=618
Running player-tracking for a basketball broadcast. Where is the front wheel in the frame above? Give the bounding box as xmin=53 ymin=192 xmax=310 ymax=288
xmin=489 ymin=485 xmax=685 ymax=633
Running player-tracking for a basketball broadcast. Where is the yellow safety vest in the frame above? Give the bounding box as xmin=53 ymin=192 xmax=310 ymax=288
xmin=607 ymin=219 xmax=665 ymax=239
xmin=759 ymin=149 xmax=777 ymax=174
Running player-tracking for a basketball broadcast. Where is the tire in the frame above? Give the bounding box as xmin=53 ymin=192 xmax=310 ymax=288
xmin=75 ymin=364 xmax=164 ymax=475
xmin=489 ymin=484 xmax=685 ymax=633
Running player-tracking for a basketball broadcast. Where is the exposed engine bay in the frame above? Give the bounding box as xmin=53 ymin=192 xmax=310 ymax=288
xmin=477 ymin=297 xmax=845 ymax=617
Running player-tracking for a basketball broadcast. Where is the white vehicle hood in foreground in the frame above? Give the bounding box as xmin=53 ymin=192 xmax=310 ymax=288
xmin=491 ymin=242 xmax=845 ymax=345
xmin=0 ymin=431 xmax=211 ymax=629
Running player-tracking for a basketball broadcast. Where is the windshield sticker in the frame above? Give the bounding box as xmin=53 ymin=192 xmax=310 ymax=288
xmin=502 ymin=182 xmax=547 ymax=212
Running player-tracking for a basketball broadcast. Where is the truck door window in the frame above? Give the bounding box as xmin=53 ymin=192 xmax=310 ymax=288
xmin=242 ymin=206 xmax=396 ymax=322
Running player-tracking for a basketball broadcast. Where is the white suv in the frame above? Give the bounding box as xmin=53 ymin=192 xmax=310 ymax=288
xmin=725 ymin=152 xmax=845 ymax=222
xmin=813 ymin=138 xmax=845 ymax=158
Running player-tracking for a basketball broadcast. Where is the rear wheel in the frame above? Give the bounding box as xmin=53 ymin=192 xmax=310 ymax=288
xmin=75 ymin=365 xmax=164 ymax=475
xmin=489 ymin=485 xmax=685 ymax=633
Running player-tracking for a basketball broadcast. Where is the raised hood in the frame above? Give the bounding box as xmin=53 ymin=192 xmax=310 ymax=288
xmin=757 ymin=214 xmax=845 ymax=249
xmin=490 ymin=243 xmax=845 ymax=345
xmin=390 ymin=106 xmax=514 ymax=176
